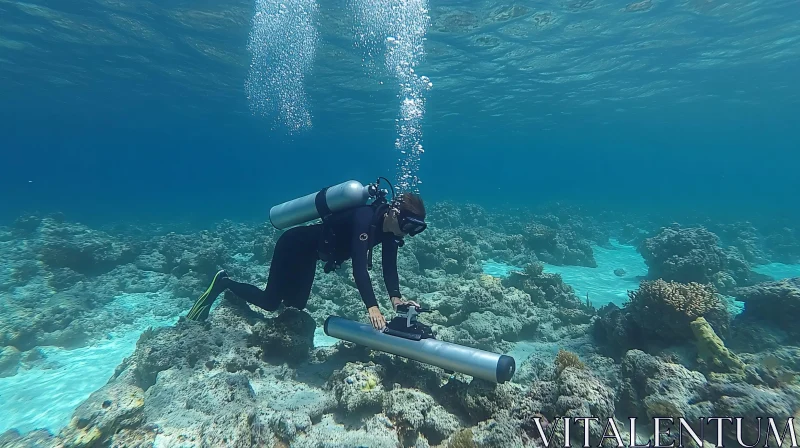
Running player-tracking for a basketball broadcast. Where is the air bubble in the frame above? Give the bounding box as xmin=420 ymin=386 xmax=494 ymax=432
xmin=244 ymin=0 xmax=319 ymax=134
xmin=351 ymin=0 xmax=431 ymax=194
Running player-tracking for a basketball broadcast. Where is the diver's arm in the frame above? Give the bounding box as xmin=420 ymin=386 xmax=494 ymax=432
xmin=382 ymin=238 xmax=401 ymax=299
xmin=351 ymin=208 xmax=380 ymax=310
xmin=382 ymin=238 xmax=420 ymax=310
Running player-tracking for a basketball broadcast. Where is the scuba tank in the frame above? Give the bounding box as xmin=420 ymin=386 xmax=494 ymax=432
xmin=269 ymin=178 xmax=392 ymax=230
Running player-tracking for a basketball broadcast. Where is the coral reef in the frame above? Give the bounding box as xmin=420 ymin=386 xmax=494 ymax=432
xmin=522 ymin=222 xmax=597 ymax=268
xmin=763 ymin=226 xmax=800 ymax=264
xmin=426 ymin=201 xmax=600 ymax=268
xmin=593 ymin=278 xmax=756 ymax=377
xmin=617 ymin=349 xmax=800 ymax=447
xmin=0 ymin=216 xmax=257 ymax=355
xmin=32 ymin=215 xmax=139 ymax=277
xmin=638 ymin=225 xmax=767 ymax=293
xmin=409 ymin=229 xmax=483 ymax=277
xmin=502 ymin=263 xmax=584 ymax=308
xmin=1 ymin=202 xmax=799 ymax=448
xmin=591 ymin=302 xmax=642 ymax=359
xmin=703 ymin=221 xmax=770 ymax=264
xmin=19 ymin=303 xmax=597 ymax=448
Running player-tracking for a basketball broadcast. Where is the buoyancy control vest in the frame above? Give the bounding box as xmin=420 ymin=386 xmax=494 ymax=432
xmin=318 ymin=201 xmax=403 ymax=273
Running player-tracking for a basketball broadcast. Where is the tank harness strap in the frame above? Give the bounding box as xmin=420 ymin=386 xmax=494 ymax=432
xmin=315 ymin=187 xmax=339 ymax=273
xmin=315 ymin=187 xmax=332 ymax=220
xmin=366 ymin=203 xmax=390 ymax=270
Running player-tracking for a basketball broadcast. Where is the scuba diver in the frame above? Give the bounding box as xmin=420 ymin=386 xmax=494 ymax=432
xmin=186 ymin=179 xmax=427 ymax=330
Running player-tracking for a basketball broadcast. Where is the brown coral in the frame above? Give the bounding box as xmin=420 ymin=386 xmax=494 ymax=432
xmin=448 ymin=428 xmax=476 ymax=448
xmin=625 ymin=279 xmax=728 ymax=343
xmin=628 ymin=279 xmax=718 ymax=319
xmin=554 ymin=349 xmax=585 ymax=376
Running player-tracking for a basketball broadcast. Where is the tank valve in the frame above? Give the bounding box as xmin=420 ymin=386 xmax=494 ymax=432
xmin=367 ymin=178 xmax=390 ymax=203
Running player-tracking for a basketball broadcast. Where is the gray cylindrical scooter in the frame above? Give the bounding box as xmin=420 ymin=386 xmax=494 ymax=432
xmin=324 ymin=306 xmax=516 ymax=384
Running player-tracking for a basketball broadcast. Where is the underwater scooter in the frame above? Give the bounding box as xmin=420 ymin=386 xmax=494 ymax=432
xmin=324 ymin=304 xmax=516 ymax=384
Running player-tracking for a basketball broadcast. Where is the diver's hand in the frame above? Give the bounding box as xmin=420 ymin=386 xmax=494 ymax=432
xmin=367 ymin=306 xmax=386 ymax=330
xmin=391 ymin=297 xmax=420 ymax=311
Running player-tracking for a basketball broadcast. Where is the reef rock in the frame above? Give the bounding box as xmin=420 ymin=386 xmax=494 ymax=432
xmin=291 ymin=414 xmax=400 ymax=448
xmin=553 ymin=367 xmax=617 ymax=446
xmin=39 ymin=298 xmax=533 ymax=448
xmin=689 ymin=316 xmax=745 ymax=376
xmin=0 ymin=346 xmax=22 ymax=377
xmin=470 ymin=416 xmax=526 ymax=448
xmin=432 ymin=276 xmax=543 ymax=352
xmin=502 ymin=262 xmax=585 ymax=309
xmin=591 ymin=302 xmax=642 ymax=358
xmin=0 ymin=429 xmax=55 ymax=448
xmin=706 ymin=380 xmax=800 ymax=446
xmin=408 ymin=229 xmax=482 ymax=276
xmin=57 ymin=379 xmax=145 ymax=448
xmin=455 ymin=380 xmax=524 ymax=423
xmin=37 ymin=218 xmax=139 ymax=277
xmin=763 ymin=226 xmax=800 ymax=264
xmin=44 ymin=304 xmax=341 ymax=447
xmin=617 ymin=349 xmax=713 ymax=422
xmin=327 ymin=361 xmax=386 ymax=413
xmin=384 ymin=388 xmax=461 ymax=445
xmin=249 ymin=307 xmax=317 ymax=365
xmin=522 ymin=223 xmax=597 ymax=267
xmin=638 ymin=225 xmax=761 ymax=291
xmin=733 ymin=277 xmax=800 ymax=339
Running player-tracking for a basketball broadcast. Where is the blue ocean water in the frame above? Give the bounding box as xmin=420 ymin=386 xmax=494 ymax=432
xmin=2 ymin=0 xmax=800 ymax=444
xmin=1 ymin=0 xmax=799 ymax=225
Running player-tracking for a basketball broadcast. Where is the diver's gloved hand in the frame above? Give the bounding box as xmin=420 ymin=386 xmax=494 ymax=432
xmin=367 ymin=306 xmax=387 ymax=330
xmin=391 ymin=296 xmax=420 ymax=311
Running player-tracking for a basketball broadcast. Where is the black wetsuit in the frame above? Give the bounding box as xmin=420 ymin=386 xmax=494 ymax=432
xmin=224 ymin=204 xmax=401 ymax=311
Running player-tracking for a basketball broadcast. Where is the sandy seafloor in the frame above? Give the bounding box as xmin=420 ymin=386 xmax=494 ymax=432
xmin=0 ymin=239 xmax=798 ymax=436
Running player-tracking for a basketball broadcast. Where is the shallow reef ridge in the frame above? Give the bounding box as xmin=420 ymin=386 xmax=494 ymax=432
xmin=0 ymin=202 xmax=799 ymax=447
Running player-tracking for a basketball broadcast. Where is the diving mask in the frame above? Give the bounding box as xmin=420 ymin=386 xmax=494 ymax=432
xmin=398 ymin=211 xmax=427 ymax=236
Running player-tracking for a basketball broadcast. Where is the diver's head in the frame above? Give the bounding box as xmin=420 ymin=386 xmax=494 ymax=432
xmin=385 ymin=192 xmax=427 ymax=237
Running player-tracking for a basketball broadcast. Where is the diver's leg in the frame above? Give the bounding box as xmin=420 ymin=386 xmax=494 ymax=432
xmin=186 ymin=225 xmax=321 ymax=320
xmin=222 ymin=279 xmax=275 ymax=309
xmin=274 ymin=225 xmax=320 ymax=310
xmin=230 ymin=225 xmax=321 ymax=312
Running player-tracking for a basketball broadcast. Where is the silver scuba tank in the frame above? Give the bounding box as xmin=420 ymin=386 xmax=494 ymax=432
xmin=269 ymin=180 xmax=373 ymax=230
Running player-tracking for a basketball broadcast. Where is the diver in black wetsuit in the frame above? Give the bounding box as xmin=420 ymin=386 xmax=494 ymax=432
xmin=186 ymin=192 xmax=427 ymax=330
